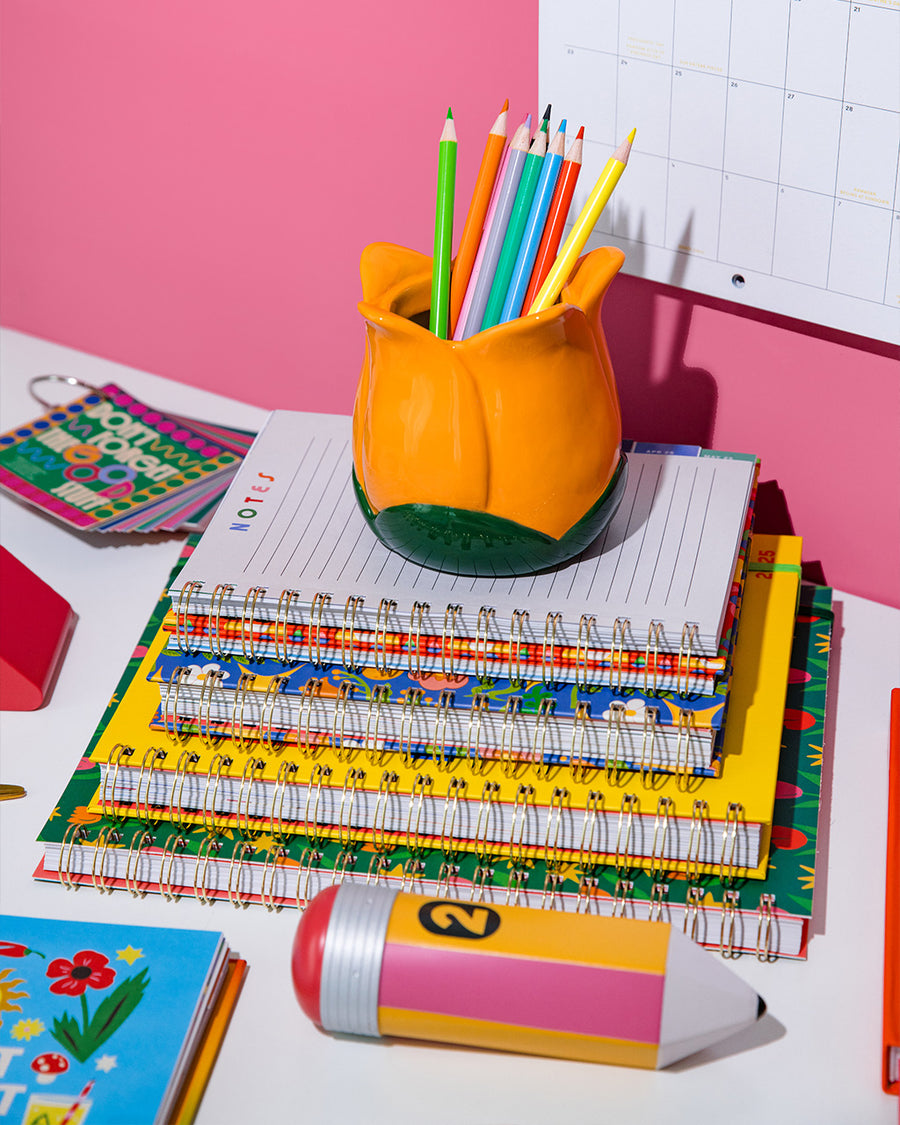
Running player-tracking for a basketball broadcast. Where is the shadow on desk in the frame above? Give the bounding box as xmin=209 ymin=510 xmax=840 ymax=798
xmin=667 ymin=1011 xmax=786 ymax=1072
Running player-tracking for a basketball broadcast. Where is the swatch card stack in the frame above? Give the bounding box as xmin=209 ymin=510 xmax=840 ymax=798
xmin=36 ymin=410 xmax=833 ymax=959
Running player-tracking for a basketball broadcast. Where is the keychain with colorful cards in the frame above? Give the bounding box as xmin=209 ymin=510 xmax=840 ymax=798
xmin=0 ymin=376 xmax=256 ymax=533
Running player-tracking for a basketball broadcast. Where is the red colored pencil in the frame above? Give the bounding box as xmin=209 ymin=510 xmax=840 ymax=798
xmin=521 ymin=125 xmax=584 ymax=313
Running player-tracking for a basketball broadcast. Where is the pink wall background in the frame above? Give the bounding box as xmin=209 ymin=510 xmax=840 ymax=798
xmin=2 ymin=0 xmax=898 ymax=606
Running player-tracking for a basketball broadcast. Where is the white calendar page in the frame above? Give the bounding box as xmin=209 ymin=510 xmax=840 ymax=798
xmin=539 ymin=0 xmax=900 ymax=342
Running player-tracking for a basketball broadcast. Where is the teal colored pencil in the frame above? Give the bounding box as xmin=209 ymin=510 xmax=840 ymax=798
xmin=430 ymin=109 xmax=457 ymax=339
xmin=480 ymin=127 xmax=547 ymax=331
xmin=500 ymin=121 xmax=566 ymax=323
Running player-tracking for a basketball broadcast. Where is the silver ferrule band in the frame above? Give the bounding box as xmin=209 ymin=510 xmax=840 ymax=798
xmin=319 ymin=882 xmax=398 ymax=1036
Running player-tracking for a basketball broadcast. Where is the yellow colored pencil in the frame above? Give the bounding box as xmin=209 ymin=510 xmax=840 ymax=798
xmin=527 ymin=128 xmax=635 ymax=315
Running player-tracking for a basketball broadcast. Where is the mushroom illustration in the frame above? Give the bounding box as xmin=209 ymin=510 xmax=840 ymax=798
xmin=30 ymin=1051 xmax=69 ymax=1084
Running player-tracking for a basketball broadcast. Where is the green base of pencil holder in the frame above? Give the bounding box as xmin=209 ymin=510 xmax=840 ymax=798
xmin=352 ymin=456 xmax=628 ymax=577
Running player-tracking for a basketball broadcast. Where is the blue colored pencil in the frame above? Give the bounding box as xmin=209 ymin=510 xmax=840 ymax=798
xmin=500 ymin=121 xmax=567 ymax=323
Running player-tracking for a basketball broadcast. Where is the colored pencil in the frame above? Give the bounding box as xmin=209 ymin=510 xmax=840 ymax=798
xmin=480 ymin=127 xmax=548 ymax=331
xmin=539 ymin=102 xmax=552 ymax=134
xmin=459 ymin=115 xmax=532 ymax=339
xmin=453 ymin=144 xmax=510 ymax=340
xmin=429 ymin=108 xmax=457 ymax=339
xmin=528 ymin=127 xmax=635 ymax=316
xmin=500 ymin=121 xmax=567 ymax=323
xmin=521 ymin=125 xmax=584 ymax=313
xmin=448 ymin=99 xmax=509 ymax=337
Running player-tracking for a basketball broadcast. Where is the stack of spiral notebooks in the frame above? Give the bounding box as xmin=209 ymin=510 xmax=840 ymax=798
xmin=34 ymin=411 xmax=832 ymax=960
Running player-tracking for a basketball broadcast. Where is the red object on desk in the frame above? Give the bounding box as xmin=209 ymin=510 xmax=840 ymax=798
xmin=885 ymin=689 xmax=900 ymax=1097
xmin=0 ymin=547 xmax=76 ymax=710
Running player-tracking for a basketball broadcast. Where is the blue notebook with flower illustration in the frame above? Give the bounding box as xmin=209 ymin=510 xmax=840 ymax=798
xmin=0 ymin=915 xmax=243 ymax=1125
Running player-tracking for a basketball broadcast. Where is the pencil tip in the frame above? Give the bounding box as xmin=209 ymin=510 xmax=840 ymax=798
xmin=627 ymin=126 xmax=636 ymax=142
xmin=501 ymin=97 xmax=509 ymax=111
xmin=559 ymin=119 xmax=567 ymax=132
xmin=447 ymin=107 xmax=454 ymax=119
xmin=542 ymin=103 xmax=551 ymax=120
xmin=757 ymin=995 xmax=767 ymax=1020
xmin=576 ymin=125 xmax=585 ymax=139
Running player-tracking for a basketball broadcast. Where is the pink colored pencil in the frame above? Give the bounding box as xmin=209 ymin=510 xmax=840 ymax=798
xmin=453 ymin=144 xmax=512 ymax=340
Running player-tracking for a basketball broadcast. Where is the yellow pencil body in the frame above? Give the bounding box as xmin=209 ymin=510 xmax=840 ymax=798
xmin=528 ymin=129 xmax=634 ymax=315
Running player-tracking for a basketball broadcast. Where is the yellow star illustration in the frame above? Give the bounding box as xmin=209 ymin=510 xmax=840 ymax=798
xmin=116 ymin=945 xmax=144 ymax=966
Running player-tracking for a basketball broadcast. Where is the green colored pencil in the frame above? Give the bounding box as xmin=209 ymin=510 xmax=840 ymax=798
xmin=429 ymin=108 xmax=458 ymax=338
xmin=480 ymin=127 xmax=547 ymax=331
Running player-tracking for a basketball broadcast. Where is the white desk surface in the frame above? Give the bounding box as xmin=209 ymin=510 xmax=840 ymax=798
xmin=1 ymin=327 xmax=898 ymax=1124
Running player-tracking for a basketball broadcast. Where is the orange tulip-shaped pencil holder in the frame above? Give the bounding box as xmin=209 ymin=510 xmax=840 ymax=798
xmin=352 ymin=242 xmax=628 ymax=577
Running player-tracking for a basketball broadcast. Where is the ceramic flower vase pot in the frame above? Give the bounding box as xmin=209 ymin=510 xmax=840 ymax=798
xmin=352 ymin=241 xmax=628 ymax=577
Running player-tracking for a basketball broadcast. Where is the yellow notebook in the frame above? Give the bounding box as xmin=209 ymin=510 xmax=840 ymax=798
xmin=87 ymin=534 xmax=801 ymax=880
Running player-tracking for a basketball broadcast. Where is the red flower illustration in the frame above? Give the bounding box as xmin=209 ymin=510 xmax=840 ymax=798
xmin=46 ymin=950 xmax=116 ymax=997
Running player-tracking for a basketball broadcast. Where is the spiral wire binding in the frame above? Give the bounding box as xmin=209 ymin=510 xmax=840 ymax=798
xmin=474 ymin=606 xmax=496 ymax=681
xmin=648 ymin=879 xmax=669 ymax=922
xmin=469 ymin=863 xmax=493 ymax=903
xmin=575 ymin=614 xmax=596 ymax=691
xmin=201 ymin=753 xmax=233 ymax=835
xmin=569 ymin=701 xmax=592 ymax=783
xmin=686 ymin=798 xmax=710 ymax=881
xmin=124 ymin=827 xmax=152 ymax=898
xmin=261 ymin=844 xmax=288 ymax=912
xmin=404 ymin=773 xmax=432 ymax=855
xmin=408 ymin=602 xmax=429 ymax=677
xmin=398 ymin=689 xmax=424 ymax=766
xmin=237 ymin=757 xmax=266 ymax=839
xmin=676 ymin=623 xmax=699 ymax=695
xmin=431 ymin=690 xmax=454 ymax=770
xmin=441 ymin=604 xmax=463 ymax=680
xmin=531 ymin=698 xmax=555 ymax=780
xmin=439 ymin=777 xmax=466 ymax=858
xmin=610 ymin=617 xmax=629 ymax=692
xmin=508 ymin=784 xmax=534 ymax=866
xmin=297 ymin=679 xmax=324 ymax=757
xmin=332 ymin=849 xmax=358 ymax=887
xmin=614 ymin=793 xmax=638 ymax=873
xmin=604 ymin=701 xmax=627 ymax=783
xmin=159 ymin=831 xmax=189 ymax=902
xmin=578 ymin=790 xmax=604 ymax=874
xmin=341 ymin=595 xmax=364 ymax=672
xmin=197 ymin=668 xmax=225 ymax=747
xmin=720 ymin=888 xmax=740 ymax=958
xmin=58 ymin=824 xmax=88 ymax=891
xmin=541 ymin=869 xmax=564 ymax=910
xmin=499 ymin=696 xmax=522 ymax=777
xmin=302 ymin=763 xmax=332 ymax=848
xmin=90 ymin=826 xmax=122 ymax=895
xmin=436 ymin=860 xmax=457 ymax=897
xmin=295 ymin=846 xmax=323 ymax=910
xmin=337 ymin=767 xmax=365 ymax=849
xmin=269 ymin=760 xmax=299 ymax=843
xmin=541 ymin=612 xmax=562 ymax=688
xmin=508 ymin=610 xmax=528 ymax=686
xmin=135 ymin=747 xmax=167 ymax=825
xmin=162 ymin=666 xmax=188 ymax=744
xmin=643 ymin=621 xmax=663 ymax=694
xmin=506 ymin=866 xmax=529 ymax=907
xmin=227 ymin=841 xmax=254 ymax=909
xmin=612 ymin=878 xmax=634 ymax=918
xmin=648 ymin=796 xmax=673 ymax=883
xmin=683 ymin=884 xmax=703 ymax=941
xmin=260 ymin=674 xmax=289 ymax=753
xmin=174 ymin=580 xmax=202 ymax=655
xmin=719 ymin=801 xmax=745 ymax=883
xmin=674 ymin=712 xmax=695 ymax=789
xmin=274 ymin=588 xmax=300 ymax=663
xmin=372 ymin=770 xmax=399 ymax=854
xmin=169 ymin=750 xmax=201 ymax=831
xmin=194 ymin=835 xmax=223 ymax=905
xmin=399 ymin=855 xmax=425 ymax=892
xmin=466 ymin=693 xmax=490 ymax=773
xmin=239 ymin=586 xmax=266 ymax=662
xmin=366 ymin=852 xmax=391 ymax=887
xmin=575 ymin=875 xmax=598 ymax=914
xmin=330 ymin=681 xmax=355 ymax=763
xmin=100 ymin=744 xmax=134 ymax=819
xmin=309 ymin=592 xmax=332 ymax=667
xmin=209 ymin=583 xmax=236 ymax=659
xmin=231 ymin=673 xmax=257 ymax=751
xmin=374 ymin=598 xmax=397 ymax=674
xmin=473 ymin=781 xmax=501 ymax=864
xmin=756 ymin=893 xmax=776 ymax=961
xmin=363 ymin=684 xmax=391 ymax=766
xmin=544 ymin=786 xmax=569 ymax=871
xmin=637 ymin=706 xmax=660 ymax=778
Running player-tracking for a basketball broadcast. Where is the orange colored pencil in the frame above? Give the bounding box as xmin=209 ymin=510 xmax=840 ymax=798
xmin=521 ymin=125 xmax=584 ymax=313
xmin=448 ymin=99 xmax=509 ymax=336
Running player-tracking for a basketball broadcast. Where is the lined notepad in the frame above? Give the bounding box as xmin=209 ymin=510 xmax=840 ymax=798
xmin=170 ymin=411 xmax=755 ymax=658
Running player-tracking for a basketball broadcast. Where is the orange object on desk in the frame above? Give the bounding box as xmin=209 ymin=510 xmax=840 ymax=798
xmin=0 ymin=546 xmax=76 ymax=710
